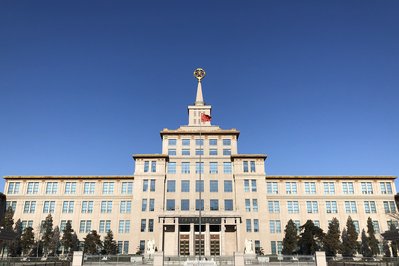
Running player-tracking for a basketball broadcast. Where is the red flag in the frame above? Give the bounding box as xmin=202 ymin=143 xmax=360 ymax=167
xmin=201 ymin=113 xmax=211 ymax=122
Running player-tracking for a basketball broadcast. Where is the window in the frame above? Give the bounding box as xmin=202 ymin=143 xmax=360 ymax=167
xmin=168 ymin=162 xmax=176 ymax=174
xmin=46 ymin=182 xmax=58 ymax=194
xmin=223 ymin=162 xmax=232 ymax=174
xmin=84 ymin=182 xmax=95 ymax=194
xmin=167 ymin=180 xmax=176 ymax=192
xmin=384 ymin=201 xmax=396 ymax=213
xmin=21 ymin=220 xmax=33 ymax=230
xmin=151 ymin=161 xmax=156 ymax=172
xmin=304 ymin=182 xmax=316 ymax=194
xmin=181 ymin=199 xmax=190 ymax=211
xmin=148 ymin=179 xmax=155 ymax=191
xmin=225 ymin=199 xmax=233 ymax=211
xmin=99 ymin=220 xmax=111 ymax=233
xmin=182 ymin=149 xmax=190 ymax=156
xmin=373 ymin=221 xmax=380 ymax=233
xmin=388 ymin=220 xmax=399 ymax=229
xmin=364 ymin=201 xmax=377 ymax=214
xmin=271 ymin=241 xmax=283 ymax=255
xmin=224 ymin=180 xmax=233 ymax=192
xmin=23 ymin=201 xmax=36 ymax=213
xmin=168 ymin=149 xmax=176 ymax=156
xmin=246 ymin=219 xmax=252 ymax=232
xmin=252 ymin=199 xmax=258 ymax=212
xmin=149 ymin=219 xmax=154 ymax=232
xmin=210 ymin=199 xmax=219 ymax=211
xmin=345 ymin=201 xmax=357 ymax=213
xmin=7 ymin=182 xmax=20 ymax=194
xmin=60 ymin=220 xmax=72 ymax=231
xmin=139 ymin=241 xmax=145 ymax=254
xmin=195 ymin=139 xmax=204 ymax=146
xmin=196 ymin=180 xmax=204 ymax=192
xmin=286 ymin=182 xmax=297 ymax=194
xmin=43 ymin=201 xmax=55 ymax=213
xmin=82 ymin=201 xmax=93 ymax=213
xmin=6 ymin=201 xmax=17 ymax=212
xmin=27 ymin=182 xmax=39 ymax=194
xmin=65 ymin=182 xmax=77 ymax=194
xmin=209 ymin=139 xmax=217 ymax=146
xmin=254 ymin=219 xmax=259 ymax=232
xmin=342 ymin=182 xmax=354 ymax=194
xmin=119 ymin=220 xmax=130 ymax=233
xmin=101 ymin=201 xmax=113 ymax=213
xmin=121 ymin=182 xmax=133 ymax=194
xmin=102 ymin=182 xmax=114 ymax=194
xmin=361 ymin=182 xmax=373 ymax=194
xmin=209 ymin=149 xmax=218 ymax=156
xmin=381 ymin=182 xmax=393 ymax=194
xmin=244 ymin=180 xmax=250 ymax=192
xmin=182 ymin=139 xmax=190 ymax=146
xmin=195 ymin=149 xmax=204 ymax=156
xmin=141 ymin=219 xmax=146 ymax=232
xmin=326 ymin=201 xmax=338 ymax=213
xmin=182 ymin=162 xmax=190 ymax=174
xmin=250 ymin=161 xmax=256 ymax=172
xmin=267 ymin=182 xmax=278 ymax=194
xmin=314 ymin=220 xmax=320 ymax=227
xmin=79 ymin=220 xmax=92 ymax=233
xmin=141 ymin=199 xmax=148 ymax=211
xmin=209 ymin=162 xmax=218 ymax=174
xmin=210 ymin=180 xmax=218 ymax=192
xmin=324 ymin=182 xmax=335 ymax=194
xmin=223 ymin=149 xmax=231 ymax=156
xmin=353 ymin=221 xmax=360 ymax=233
xmin=287 ymin=201 xmax=299 ymax=213
xmin=270 ymin=220 xmax=282 ymax=233
xmin=294 ymin=220 xmax=301 ymax=229
xmin=245 ymin=199 xmax=251 ymax=212
xmin=62 ymin=201 xmax=74 ymax=213
xmin=223 ymin=139 xmax=231 ymax=146
xmin=144 ymin=161 xmax=149 ymax=172
xmin=251 ymin=180 xmax=257 ymax=192
xmin=143 ymin=180 xmax=148 ymax=192
xmin=195 ymin=199 xmax=204 ymax=211
xmin=149 ymin=199 xmax=154 ymax=211
xmin=166 ymin=199 xmax=175 ymax=211
xmin=168 ymin=139 xmax=176 ymax=146
xmin=181 ymin=180 xmax=190 ymax=192
xmin=120 ymin=201 xmax=132 ymax=213
xmin=306 ymin=201 xmax=318 ymax=213
xmin=243 ymin=161 xmax=249 ymax=173
xmin=268 ymin=201 xmax=280 ymax=213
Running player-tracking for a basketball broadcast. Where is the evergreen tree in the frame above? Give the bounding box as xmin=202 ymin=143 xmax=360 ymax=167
xmin=360 ymin=229 xmax=372 ymax=258
xmin=71 ymin=233 xmax=80 ymax=252
xmin=282 ymin=219 xmax=298 ymax=255
xmin=84 ymin=230 xmax=102 ymax=255
xmin=297 ymin=220 xmax=324 ymax=255
xmin=49 ymin=226 xmax=60 ymax=255
xmin=383 ymin=241 xmax=391 ymax=257
xmin=323 ymin=218 xmax=341 ymax=257
xmin=389 ymin=223 xmax=398 ymax=257
xmin=103 ymin=231 xmax=117 ymax=255
xmin=21 ymin=227 xmax=35 ymax=256
xmin=367 ymin=217 xmax=379 ymax=256
xmin=61 ymin=221 xmax=74 ymax=254
xmin=8 ymin=219 xmax=23 ymax=257
xmin=41 ymin=214 xmax=54 ymax=257
xmin=3 ymin=206 xmax=14 ymax=231
xmin=341 ymin=216 xmax=359 ymax=258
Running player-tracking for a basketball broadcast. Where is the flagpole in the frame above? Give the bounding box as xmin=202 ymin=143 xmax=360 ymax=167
xmin=199 ymin=113 xmax=202 ymax=262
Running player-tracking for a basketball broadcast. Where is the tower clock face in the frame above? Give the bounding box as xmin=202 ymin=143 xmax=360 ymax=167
xmin=194 ymin=68 xmax=206 ymax=80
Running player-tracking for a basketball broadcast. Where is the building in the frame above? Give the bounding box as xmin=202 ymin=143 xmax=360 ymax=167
xmin=3 ymin=69 xmax=397 ymax=256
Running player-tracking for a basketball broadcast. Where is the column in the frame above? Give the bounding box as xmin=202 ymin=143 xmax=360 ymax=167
xmin=190 ymin=223 xmax=195 ymax=256
xmin=205 ymin=223 xmax=210 ymax=256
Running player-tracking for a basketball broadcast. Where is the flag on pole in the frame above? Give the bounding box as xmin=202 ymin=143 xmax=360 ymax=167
xmin=201 ymin=113 xmax=211 ymax=122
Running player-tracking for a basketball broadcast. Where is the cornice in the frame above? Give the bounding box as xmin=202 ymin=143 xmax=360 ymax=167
xmin=4 ymin=175 xmax=134 ymax=180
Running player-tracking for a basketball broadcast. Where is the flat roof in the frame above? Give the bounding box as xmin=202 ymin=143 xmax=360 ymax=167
xmin=4 ymin=175 xmax=134 ymax=180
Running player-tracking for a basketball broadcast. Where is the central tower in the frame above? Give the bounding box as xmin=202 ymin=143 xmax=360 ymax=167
xmin=188 ymin=68 xmax=212 ymax=127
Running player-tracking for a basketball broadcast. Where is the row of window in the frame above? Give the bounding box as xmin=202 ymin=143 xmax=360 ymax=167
xmin=168 ymin=148 xmax=231 ymax=156
xmin=7 ymin=181 xmax=133 ymax=195
xmin=166 ymin=180 xmax=233 ymax=193
xmin=267 ymin=200 xmax=396 ymax=214
xmin=168 ymin=162 xmax=232 ymax=174
xmin=267 ymin=181 xmax=393 ymax=195
xmin=165 ymin=199 xmax=234 ymax=211
xmin=79 ymin=220 xmax=131 ymax=234
xmin=167 ymin=138 xmax=231 ymax=146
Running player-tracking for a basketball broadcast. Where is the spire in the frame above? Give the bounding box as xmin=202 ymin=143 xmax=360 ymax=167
xmin=193 ymin=68 xmax=206 ymax=106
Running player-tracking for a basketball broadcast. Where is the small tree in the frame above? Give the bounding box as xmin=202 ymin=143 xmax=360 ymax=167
xmin=282 ymin=219 xmax=298 ymax=255
xmin=41 ymin=214 xmax=54 ymax=257
xmin=360 ymin=229 xmax=372 ymax=258
xmin=61 ymin=221 xmax=74 ymax=254
xmin=103 ymin=231 xmax=117 ymax=255
xmin=21 ymin=227 xmax=35 ymax=256
xmin=8 ymin=219 xmax=23 ymax=257
xmin=341 ymin=216 xmax=359 ymax=258
xmin=84 ymin=231 xmax=102 ymax=255
xmin=367 ymin=217 xmax=379 ymax=256
xmin=383 ymin=240 xmax=391 ymax=257
xmin=323 ymin=218 xmax=341 ymax=257
xmin=49 ymin=226 xmax=60 ymax=255
xmin=3 ymin=206 xmax=14 ymax=231
xmin=389 ymin=224 xmax=398 ymax=257
xmin=71 ymin=233 xmax=80 ymax=252
xmin=298 ymin=220 xmax=324 ymax=255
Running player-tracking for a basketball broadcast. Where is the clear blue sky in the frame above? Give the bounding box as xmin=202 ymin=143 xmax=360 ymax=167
xmin=1 ymin=1 xmax=398 ymax=192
